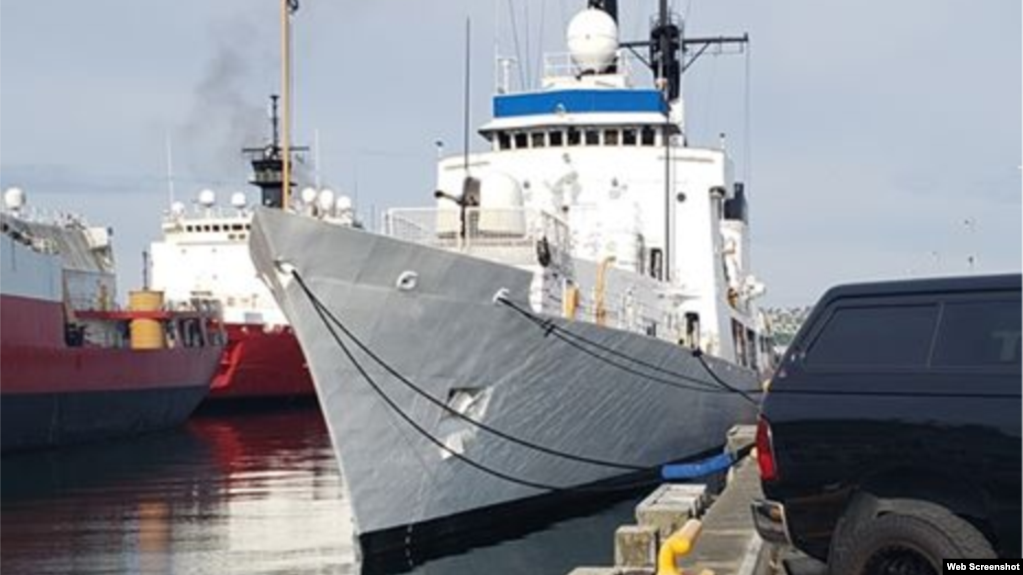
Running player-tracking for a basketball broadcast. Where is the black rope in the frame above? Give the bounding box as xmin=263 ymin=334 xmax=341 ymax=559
xmin=292 ymin=271 xmax=657 ymax=475
xmin=498 ymin=297 xmax=728 ymax=394
xmin=691 ymin=348 xmax=761 ymax=406
xmin=498 ymin=296 xmax=760 ymax=405
xmin=300 ymin=277 xmax=664 ymax=493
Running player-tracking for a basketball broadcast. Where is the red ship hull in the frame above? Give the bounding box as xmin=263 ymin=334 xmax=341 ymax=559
xmin=206 ymin=323 xmax=315 ymax=401
xmin=0 ymin=295 xmax=221 ymax=452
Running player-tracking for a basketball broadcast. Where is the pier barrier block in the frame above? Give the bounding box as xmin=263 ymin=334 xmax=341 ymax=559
xmin=726 ymin=426 xmax=756 ymax=457
xmin=615 ymin=524 xmax=658 ymax=568
xmin=636 ymin=484 xmax=708 ymax=543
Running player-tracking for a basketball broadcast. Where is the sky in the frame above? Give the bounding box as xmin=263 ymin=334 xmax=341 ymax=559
xmin=1 ymin=0 xmax=1020 ymax=307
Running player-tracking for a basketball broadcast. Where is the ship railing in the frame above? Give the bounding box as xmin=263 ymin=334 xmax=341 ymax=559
xmin=383 ymin=207 xmax=571 ymax=266
xmin=530 ymin=51 xmax=640 ymax=89
xmin=581 ymin=287 xmax=664 ymax=334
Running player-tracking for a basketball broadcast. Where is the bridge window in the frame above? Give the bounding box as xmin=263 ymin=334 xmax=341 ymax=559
xmin=531 ymin=132 xmax=546 ymax=148
xmin=497 ymin=132 xmax=511 ymax=150
xmin=641 ymin=127 xmax=656 ymax=146
xmin=623 ymin=129 xmax=637 ymax=146
xmin=549 ymin=130 xmax=564 ymax=147
xmin=514 ymin=133 xmax=528 ymax=149
xmin=567 ymin=128 xmax=581 ymax=146
xmin=604 ymin=129 xmax=619 ymax=146
xmin=585 ymin=129 xmax=599 ymax=146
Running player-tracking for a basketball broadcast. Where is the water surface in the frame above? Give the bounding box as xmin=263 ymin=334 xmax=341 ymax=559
xmin=1 ymin=406 xmax=639 ymax=574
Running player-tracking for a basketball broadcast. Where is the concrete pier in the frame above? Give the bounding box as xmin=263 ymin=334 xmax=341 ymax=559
xmin=567 ymin=425 xmax=768 ymax=575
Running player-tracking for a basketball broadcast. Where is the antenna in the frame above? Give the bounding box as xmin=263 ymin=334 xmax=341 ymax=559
xmin=314 ymin=128 xmax=322 ymax=189
xmin=270 ymin=94 xmax=281 ymax=149
xmin=165 ymin=133 xmax=176 ymax=207
xmin=463 ymin=17 xmax=472 ymax=178
xmin=242 ymin=94 xmax=308 ymax=210
xmin=588 ymin=0 xmax=617 ymax=22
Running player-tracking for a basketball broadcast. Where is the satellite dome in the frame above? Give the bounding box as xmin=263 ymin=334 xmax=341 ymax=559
xmin=4 ymin=187 xmax=26 ymax=211
xmin=198 ymin=189 xmax=216 ymax=208
xmin=300 ymin=186 xmax=318 ymax=205
xmin=230 ymin=192 xmax=247 ymax=209
xmin=170 ymin=201 xmax=186 ymax=216
xmin=566 ymin=8 xmax=618 ymax=74
xmin=477 ymin=172 xmax=526 ymax=235
xmin=317 ymin=188 xmax=335 ymax=212
xmin=335 ymin=195 xmax=353 ymax=213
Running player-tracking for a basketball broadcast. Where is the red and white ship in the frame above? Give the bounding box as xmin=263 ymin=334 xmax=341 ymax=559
xmin=150 ymin=96 xmax=356 ymax=402
xmin=0 ymin=189 xmax=223 ymax=452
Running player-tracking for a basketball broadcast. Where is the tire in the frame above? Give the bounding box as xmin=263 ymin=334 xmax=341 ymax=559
xmin=829 ymin=502 xmax=995 ymax=575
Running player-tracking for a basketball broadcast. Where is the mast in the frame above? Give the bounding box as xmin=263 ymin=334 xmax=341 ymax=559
xmin=243 ymin=95 xmax=308 ymax=209
xmin=618 ymin=2 xmax=748 ymax=283
xmin=587 ymin=0 xmax=617 ymax=23
xmin=281 ymin=0 xmax=296 ymax=209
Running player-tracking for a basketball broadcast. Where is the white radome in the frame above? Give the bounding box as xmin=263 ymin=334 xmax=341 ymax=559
xmin=478 ymin=172 xmax=526 ymax=235
xmin=335 ymin=195 xmax=353 ymax=213
xmin=317 ymin=188 xmax=336 ymax=212
xmin=566 ymin=8 xmax=619 ymax=74
xmin=230 ymin=192 xmax=248 ymax=209
xmin=170 ymin=201 xmax=186 ymax=216
xmin=4 ymin=187 xmax=26 ymax=211
xmin=300 ymin=186 xmax=318 ymax=205
xmin=198 ymin=189 xmax=216 ymax=208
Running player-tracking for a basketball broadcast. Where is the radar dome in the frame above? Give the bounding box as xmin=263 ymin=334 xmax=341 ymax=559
xmin=335 ymin=195 xmax=353 ymax=213
xmin=317 ymin=188 xmax=335 ymax=212
xmin=170 ymin=201 xmax=186 ymax=216
xmin=198 ymin=189 xmax=216 ymax=208
xmin=4 ymin=187 xmax=26 ymax=211
xmin=230 ymin=192 xmax=247 ymax=209
xmin=300 ymin=186 xmax=318 ymax=205
xmin=566 ymin=8 xmax=618 ymax=74
xmin=478 ymin=172 xmax=526 ymax=236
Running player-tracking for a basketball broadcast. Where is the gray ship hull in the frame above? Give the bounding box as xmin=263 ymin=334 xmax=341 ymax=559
xmin=249 ymin=207 xmax=758 ymax=547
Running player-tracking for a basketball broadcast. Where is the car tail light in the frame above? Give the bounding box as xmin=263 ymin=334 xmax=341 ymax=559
xmin=756 ymin=416 xmax=778 ymax=481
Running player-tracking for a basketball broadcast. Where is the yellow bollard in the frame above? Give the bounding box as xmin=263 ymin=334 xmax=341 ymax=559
xmin=656 ymin=519 xmax=703 ymax=575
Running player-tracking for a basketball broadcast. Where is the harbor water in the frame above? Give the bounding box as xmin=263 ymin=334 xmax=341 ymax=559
xmin=1 ymin=406 xmax=642 ymax=575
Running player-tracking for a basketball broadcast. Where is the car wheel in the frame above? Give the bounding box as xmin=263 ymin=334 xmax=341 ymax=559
xmin=829 ymin=503 xmax=995 ymax=575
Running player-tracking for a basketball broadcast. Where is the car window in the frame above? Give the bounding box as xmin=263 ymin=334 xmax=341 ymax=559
xmin=932 ymin=299 xmax=1022 ymax=368
xmin=805 ymin=305 xmax=938 ymax=368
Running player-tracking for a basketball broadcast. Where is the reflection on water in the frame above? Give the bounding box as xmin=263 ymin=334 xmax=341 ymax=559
xmin=1 ymin=406 xmax=639 ymax=574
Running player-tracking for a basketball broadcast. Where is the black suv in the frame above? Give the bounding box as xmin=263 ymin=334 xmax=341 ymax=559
xmin=752 ymin=274 xmax=1021 ymax=573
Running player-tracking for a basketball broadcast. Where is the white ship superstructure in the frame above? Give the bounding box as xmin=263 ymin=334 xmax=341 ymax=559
xmin=153 ymin=196 xmax=283 ymax=328
xmin=151 ymin=96 xmax=357 ymax=399
xmin=250 ymin=0 xmax=771 ymax=555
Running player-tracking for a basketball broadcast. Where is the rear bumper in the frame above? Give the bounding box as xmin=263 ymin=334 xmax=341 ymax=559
xmin=751 ymin=499 xmax=792 ymax=545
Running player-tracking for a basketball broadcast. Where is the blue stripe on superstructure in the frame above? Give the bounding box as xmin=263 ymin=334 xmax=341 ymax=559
xmin=493 ymin=89 xmax=666 ymax=118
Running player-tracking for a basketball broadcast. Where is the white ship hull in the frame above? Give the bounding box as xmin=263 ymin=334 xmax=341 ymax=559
xmin=249 ymin=208 xmax=758 ymax=551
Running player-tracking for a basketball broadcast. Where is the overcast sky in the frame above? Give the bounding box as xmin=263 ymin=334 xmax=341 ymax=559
xmin=1 ymin=0 xmax=1020 ymax=306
